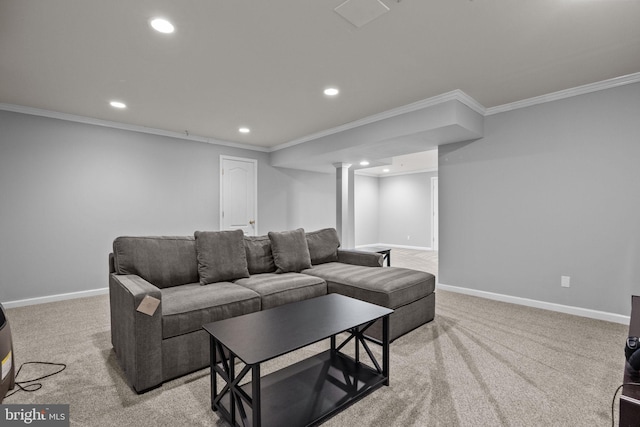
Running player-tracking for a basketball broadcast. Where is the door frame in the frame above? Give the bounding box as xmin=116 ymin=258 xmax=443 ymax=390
xmin=219 ymin=155 xmax=258 ymax=235
xmin=431 ymin=176 xmax=438 ymax=251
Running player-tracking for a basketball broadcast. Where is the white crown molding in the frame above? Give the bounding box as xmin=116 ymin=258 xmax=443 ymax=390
xmin=3 ymin=73 xmax=638 ymax=156
xmin=485 ymin=72 xmax=640 ymax=116
xmin=437 ymin=283 xmax=630 ymax=324
xmin=0 ymin=103 xmax=270 ymax=153
xmin=270 ymin=89 xmax=485 ymax=152
xmin=271 ymin=72 xmax=640 ymax=153
xmin=451 ymin=89 xmax=487 ymax=116
xmin=272 ymin=74 xmax=640 ymax=150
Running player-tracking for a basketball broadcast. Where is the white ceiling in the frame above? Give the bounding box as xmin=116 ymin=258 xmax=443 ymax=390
xmin=1 ymin=0 xmax=639 ymax=149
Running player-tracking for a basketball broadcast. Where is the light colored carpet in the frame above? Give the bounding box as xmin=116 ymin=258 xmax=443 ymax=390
xmin=390 ymin=248 xmax=438 ymax=277
xmin=3 ymin=251 xmax=628 ymax=426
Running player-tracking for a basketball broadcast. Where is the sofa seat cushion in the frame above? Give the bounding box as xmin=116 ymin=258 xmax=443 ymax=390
xmin=302 ymin=263 xmax=435 ymax=309
xmin=160 ymin=282 xmax=261 ymax=339
xmin=234 ymin=273 xmax=327 ymax=310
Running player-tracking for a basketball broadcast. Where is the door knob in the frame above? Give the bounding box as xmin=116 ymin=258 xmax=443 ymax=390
xmin=249 ymin=220 xmax=255 ymax=225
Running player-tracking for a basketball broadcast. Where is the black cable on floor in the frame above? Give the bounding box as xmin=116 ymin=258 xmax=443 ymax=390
xmin=3 ymin=361 xmax=67 ymax=398
xmin=612 ymin=382 xmax=640 ymax=427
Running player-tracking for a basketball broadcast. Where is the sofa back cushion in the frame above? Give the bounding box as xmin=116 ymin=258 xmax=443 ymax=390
xmin=268 ymin=228 xmax=312 ymax=273
xmin=113 ymin=236 xmax=199 ymax=289
xmin=306 ymin=228 xmax=341 ymax=265
xmin=195 ymin=230 xmax=250 ymax=285
xmin=243 ymin=235 xmax=276 ymax=274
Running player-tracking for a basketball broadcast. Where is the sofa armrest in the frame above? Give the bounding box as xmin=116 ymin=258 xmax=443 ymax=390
xmin=337 ymin=249 xmax=384 ymax=267
xmin=108 ymin=253 xmax=116 ymax=274
xmin=109 ymin=273 xmax=163 ymax=393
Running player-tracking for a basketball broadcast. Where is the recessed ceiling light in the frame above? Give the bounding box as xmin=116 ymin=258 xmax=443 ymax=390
xmin=383 ymin=168 xmax=390 ymax=173
xmin=360 ymin=160 xmax=370 ymax=166
xmin=150 ymin=18 xmax=175 ymax=34
xmin=239 ymin=127 xmax=250 ymax=134
xmin=324 ymin=88 xmax=339 ymax=96
xmin=109 ymin=101 xmax=126 ymax=109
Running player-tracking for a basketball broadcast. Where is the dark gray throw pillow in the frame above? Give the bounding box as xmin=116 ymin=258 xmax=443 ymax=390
xmin=306 ymin=228 xmax=340 ymax=265
xmin=268 ymin=228 xmax=312 ymax=273
xmin=195 ymin=230 xmax=249 ymax=285
xmin=244 ymin=235 xmax=276 ymax=274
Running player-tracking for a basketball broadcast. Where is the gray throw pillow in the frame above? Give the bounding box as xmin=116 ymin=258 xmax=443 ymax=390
xmin=306 ymin=228 xmax=341 ymax=265
xmin=268 ymin=228 xmax=312 ymax=273
xmin=195 ymin=230 xmax=249 ymax=284
xmin=243 ymin=235 xmax=276 ymax=274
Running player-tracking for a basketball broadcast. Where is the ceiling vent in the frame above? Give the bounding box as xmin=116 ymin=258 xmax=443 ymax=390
xmin=334 ymin=0 xmax=390 ymax=29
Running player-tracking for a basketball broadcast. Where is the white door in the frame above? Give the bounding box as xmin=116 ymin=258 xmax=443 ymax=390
xmin=431 ymin=177 xmax=439 ymax=251
xmin=220 ymin=156 xmax=257 ymax=236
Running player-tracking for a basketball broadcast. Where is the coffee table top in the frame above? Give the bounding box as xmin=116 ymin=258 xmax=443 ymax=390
xmin=203 ymin=294 xmax=392 ymax=365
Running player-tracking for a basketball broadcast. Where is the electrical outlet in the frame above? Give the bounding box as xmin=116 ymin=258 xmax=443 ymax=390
xmin=561 ymin=276 xmax=571 ymax=288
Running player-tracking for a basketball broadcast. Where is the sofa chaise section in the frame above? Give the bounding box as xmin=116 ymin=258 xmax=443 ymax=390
xmin=281 ymin=227 xmax=436 ymax=341
xmin=303 ymin=261 xmax=436 ymax=341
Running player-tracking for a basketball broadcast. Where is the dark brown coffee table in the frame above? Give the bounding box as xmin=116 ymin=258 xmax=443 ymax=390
xmin=202 ymin=293 xmax=393 ymax=427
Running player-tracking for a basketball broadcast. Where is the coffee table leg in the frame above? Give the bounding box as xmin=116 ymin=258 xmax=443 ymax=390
xmin=383 ymin=314 xmax=390 ymax=386
xmin=210 ymin=336 xmax=217 ymax=411
xmin=229 ymin=353 xmax=236 ymax=426
xmin=252 ymin=364 xmax=261 ymax=427
xmin=355 ymin=327 xmax=360 ymax=363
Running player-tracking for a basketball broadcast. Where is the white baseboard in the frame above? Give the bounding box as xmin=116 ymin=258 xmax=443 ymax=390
xmin=437 ymin=283 xmax=630 ymax=325
xmin=356 ymin=243 xmax=433 ymax=251
xmin=3 ymin=287 xmax=109 ymax=309
xmin=4 ymin=282 xmax=628 ymax=326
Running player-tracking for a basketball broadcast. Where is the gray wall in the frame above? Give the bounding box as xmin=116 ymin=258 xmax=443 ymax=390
xmin=355 ymin=171 xmax=436 ymax=248
xmin=378 ymin=172 xmax=437 ymax=248
xmin=439 ymin=82 xmax=640 ymax=316
xmin=0 ymin=110 xmax=334 ymax=303
xmin=260 ymin=167 xmax=335 ymax=232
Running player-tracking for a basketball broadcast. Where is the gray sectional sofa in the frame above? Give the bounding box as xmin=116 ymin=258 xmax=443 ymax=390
xmin=108 ymin=227 xmax=435 ymax=393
